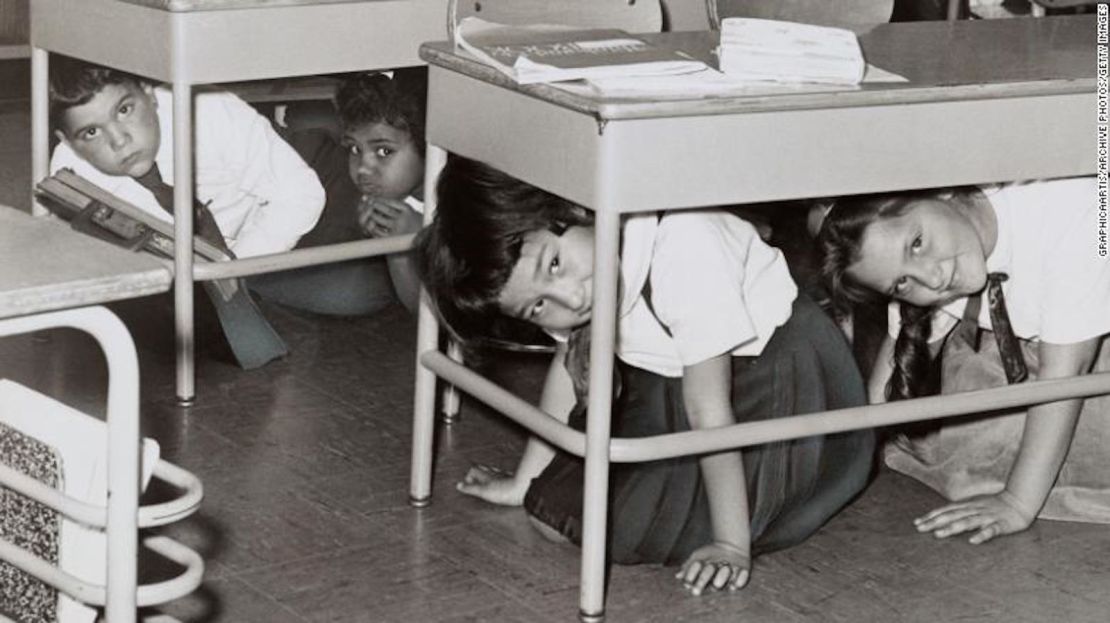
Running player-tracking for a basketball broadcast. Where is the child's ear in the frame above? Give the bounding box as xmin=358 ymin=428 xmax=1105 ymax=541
xmin=53 ymin=129 xmax=70 ymax=146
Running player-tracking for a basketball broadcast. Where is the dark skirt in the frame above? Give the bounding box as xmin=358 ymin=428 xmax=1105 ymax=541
xmin=523 ymin=293 xmax=875 ymax=565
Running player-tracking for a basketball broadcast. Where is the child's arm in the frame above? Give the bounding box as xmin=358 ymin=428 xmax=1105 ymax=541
xmin=868 ymin=334 xmax=896 ymax=404
xmin=675 ymin=353 xmax=751 ymax=596
xmin=204 ymin=92 xmax=325 ymax=258
xmin=456 ymin=341 xmax=576 ymax=506
xmin=914 ymin=337 xmax=1100 ymax=543
xmin=357 ymin=197 xmax=424 ymax=312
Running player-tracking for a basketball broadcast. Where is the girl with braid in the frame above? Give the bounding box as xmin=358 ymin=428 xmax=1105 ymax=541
xmin=816 ymin=177 xmax=1110 ymax=544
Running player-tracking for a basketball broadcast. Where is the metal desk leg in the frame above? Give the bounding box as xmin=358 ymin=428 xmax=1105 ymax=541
xmin=31 ymin=47 xmax=49 ymax=216
xmin=441 ymin=339 xmax=463 ymax=424
xmin=172 ymin=80 xmax=196 ymax=406
xmin=410 ymin=144 xmax=448 ymax=507
xmin=579 ymin=208 xmax=620 ymax=623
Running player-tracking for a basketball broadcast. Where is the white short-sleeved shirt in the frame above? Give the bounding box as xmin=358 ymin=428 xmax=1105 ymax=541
xmin=887 ymin=177 xmax=1109 ymax=345
xmin=617 ymin=210 xmax=797 ymax=377
xmin=51 ymin=86 xmax=325 ymax=258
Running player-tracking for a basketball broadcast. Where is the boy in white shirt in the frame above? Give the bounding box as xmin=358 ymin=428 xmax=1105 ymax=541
xmin=49 ymin=56 xmax=326 ymax=369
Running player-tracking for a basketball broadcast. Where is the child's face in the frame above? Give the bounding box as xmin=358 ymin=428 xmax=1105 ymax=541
xmin=498 ymin=225 xmax=595 ymax=332
xmin=342 ymin=121 xmax=424 ymax=200
xmin=56 ymin=81 xmax=160 ymax=178
xmin=846 ymin=199 xmax=989 ymax=307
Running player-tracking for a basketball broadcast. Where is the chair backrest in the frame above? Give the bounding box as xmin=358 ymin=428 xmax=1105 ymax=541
xmin=706 ymin=0 xmax=894 ymax=30
xmin=448 ymin=0 xmax=664 ymax=44
xmin=946 ymin=0 xmax=1093 ymax=22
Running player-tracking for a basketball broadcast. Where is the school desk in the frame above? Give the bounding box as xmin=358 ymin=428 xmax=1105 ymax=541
xmin=412 ymin=14 xmax=1108 ymax=622
xmin=29 ymin=0 xmax=447 ymax=403
xmin=0 ymin=205 xmax=203 ymax=621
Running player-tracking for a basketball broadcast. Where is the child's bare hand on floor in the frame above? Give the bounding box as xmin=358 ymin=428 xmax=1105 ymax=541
xmin=913 ymin=490 xmax=1033 ymax=544
xmin=456 ymin=464 xmax=528 ymax=506
xmin=676 ymin=541 xmax=751 ymax=596
xmin=358 ymin=196 xmax=422 ymax=238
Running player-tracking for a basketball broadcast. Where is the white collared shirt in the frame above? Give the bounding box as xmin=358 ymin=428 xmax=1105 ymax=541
xmin=51 ymin=86 xmax=325 ymax=258
xmin=617 ymin=210 xmax=797 ymax=377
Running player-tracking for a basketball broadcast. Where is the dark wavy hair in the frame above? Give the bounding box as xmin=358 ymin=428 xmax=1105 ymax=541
xmin=48 ymin=55 xmax=146 ymax=131
xmin=413 ymin=155 xmax=594 ymax=346
xmin=335 ymin=68 xmax=427 ymax=154
xmin=816 ymin=188 xmax=973 ymax=401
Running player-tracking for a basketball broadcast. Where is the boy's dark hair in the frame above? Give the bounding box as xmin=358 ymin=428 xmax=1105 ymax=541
xmin=413 ymin=155 xmax=592 ymax=344
xmin=816 ymin=188 xmax=974 ymax=401
xmin=48 ymin=55 xmax=146 ymax=131
xmin=335 ymin=67 xmax=428 ymax=152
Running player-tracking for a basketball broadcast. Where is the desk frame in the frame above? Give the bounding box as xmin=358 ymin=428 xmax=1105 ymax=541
xmin=30 ymin=0 xmax=447 ymax=402
xmin=0 ymin=206 xmax=202 ymax=622
xmin=412 ymin=16 xmax=1105 ymax=622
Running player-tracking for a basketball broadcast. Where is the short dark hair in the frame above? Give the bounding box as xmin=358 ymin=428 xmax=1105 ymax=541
xmin=48 ymin=55 xmax=146 ymax=131
xmin=413 ymin=155 xmax=592 ymax=343
xmin=335 ymin=67 xmax=427 ymax=151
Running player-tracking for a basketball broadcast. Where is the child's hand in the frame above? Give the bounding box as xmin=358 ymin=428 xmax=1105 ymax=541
xmin=358 ymin=196 xmax=422 ymax=238
xmin=913 ymin=491 xmax=1034 ymax=544
xmin=456 ymin=464 xmax=528 ymax=506
xmin=676 ymin=541 xmax=750 ymax=596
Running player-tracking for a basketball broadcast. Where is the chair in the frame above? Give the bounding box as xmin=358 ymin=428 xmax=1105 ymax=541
xmin=946 ymin=0 xmax=1095 ymax=20
xmin=706 ymin=0 xmax=895 ymax=30
xmin=447 ymin=0 xmax=663 ymax=44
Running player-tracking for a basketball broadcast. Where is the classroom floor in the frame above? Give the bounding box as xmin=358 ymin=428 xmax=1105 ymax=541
xmin=1 ymin=79 xmax=1109 ymax=623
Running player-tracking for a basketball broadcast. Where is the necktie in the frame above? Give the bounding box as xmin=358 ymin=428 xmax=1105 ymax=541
xmin=135 ymin=163 xmax=287 ymax=370
xmin=135 ymin=163 xmax=229 ymax=256
xmin=985 ymin=272 xmax=1028 ymax=384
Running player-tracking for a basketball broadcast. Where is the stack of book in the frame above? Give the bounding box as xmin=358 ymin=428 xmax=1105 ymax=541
xmin=717 ymin=18 xmax=866 ymax=85
xmin=454 ymin=17 xmax=708 ymax=85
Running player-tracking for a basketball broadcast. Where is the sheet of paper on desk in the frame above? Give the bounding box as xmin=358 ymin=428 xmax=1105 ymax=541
xmin=577 ymin=63 xmax=907 ymax=99
xmin=455 ymin=17 xmax=707 ymax=85
xmin=717 ymin=18 xmax=867 ymax=85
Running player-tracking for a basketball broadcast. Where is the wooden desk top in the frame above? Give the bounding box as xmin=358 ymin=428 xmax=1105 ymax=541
xmin=0 ymin=207 xmax=172 ymax=320
xmin=421 ymin=14 xmax=1094 ymax=120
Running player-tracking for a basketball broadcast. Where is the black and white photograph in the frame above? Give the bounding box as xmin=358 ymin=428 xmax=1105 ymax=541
xmin=0 ymin=0 xmax=1105 ymax=621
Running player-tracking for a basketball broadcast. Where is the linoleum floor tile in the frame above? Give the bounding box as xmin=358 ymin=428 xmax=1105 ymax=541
xmin=159 ymin=466 xmax=398 ymax=573
xmin=237 ymin=541 xmax=555 ymax=623
xmin=150 ymin=573 xmax=308 ymax=623
xmin=418 ymin=512 xmax=583 ymax=617
xmin=310 ymin=440 xmax=522 ymax=517
xmin=0 ymin=328 xmax=109 ymax=417
xmin=191 ymin=393 xmax=410 ymax=480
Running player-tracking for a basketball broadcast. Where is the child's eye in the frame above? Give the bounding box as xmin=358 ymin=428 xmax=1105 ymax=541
xmin=118 ymin=103 xmax=134 ymax=116
xmin=548 ymin=255 xmax=561 ymax=275
xmin=910 ymin=234 xmax=923 ymax=252
xmin=374 ymin=147 xmax=393 ymax=158
xmin=80 ymin=127 xmax=100 ymax=141
xmin=529 ymin=299 xmax=546 ymax=319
